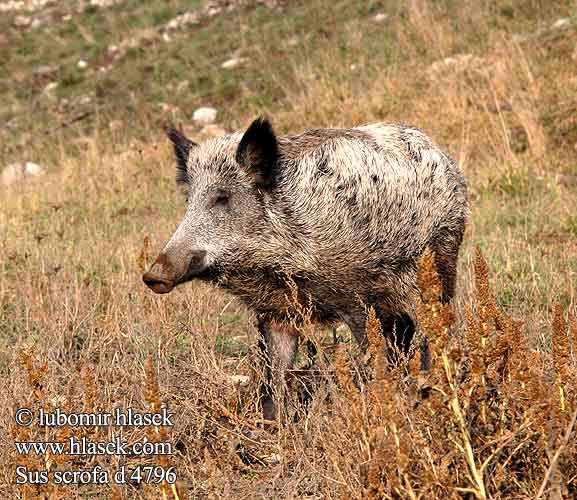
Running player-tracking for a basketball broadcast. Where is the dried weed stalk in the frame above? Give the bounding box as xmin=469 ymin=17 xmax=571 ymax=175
xmin=324 ymin=248 xmax=576 ymax=499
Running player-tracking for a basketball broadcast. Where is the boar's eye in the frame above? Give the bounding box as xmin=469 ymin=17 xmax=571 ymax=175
xmin=212 ymin=190 xmax=230 ymax=207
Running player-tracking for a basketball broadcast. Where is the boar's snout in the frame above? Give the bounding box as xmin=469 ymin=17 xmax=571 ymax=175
xmin=142 ymin=250 xmax=207 ymax=294
xmin=142 ymin=251 xmax=175 ymax=294
xmin=142 ymin=271 xmax=174 ymax=294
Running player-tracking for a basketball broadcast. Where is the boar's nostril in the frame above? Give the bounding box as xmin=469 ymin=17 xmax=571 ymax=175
xmin=142 ymin=272 xmax=174 ymax=294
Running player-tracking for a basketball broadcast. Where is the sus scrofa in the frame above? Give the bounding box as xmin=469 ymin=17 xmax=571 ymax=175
xmin=143 ymin=117 xmax=468 ymax=419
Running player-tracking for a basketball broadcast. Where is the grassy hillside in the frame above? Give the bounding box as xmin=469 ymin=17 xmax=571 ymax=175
xmin=1 ymin=0 xmax=576 ymax=498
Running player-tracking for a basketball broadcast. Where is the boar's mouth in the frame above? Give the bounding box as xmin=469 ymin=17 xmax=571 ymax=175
xmin=143 ymin=265 xmax=221 ymax=294
xmin=175 ymin=262 xmax=222 ymax=285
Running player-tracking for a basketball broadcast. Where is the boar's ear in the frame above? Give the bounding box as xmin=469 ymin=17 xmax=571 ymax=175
xmin=166 ymin=126 xmax=197 ymax=185
xmin=235 ymin=116 xmax=278 ymax=189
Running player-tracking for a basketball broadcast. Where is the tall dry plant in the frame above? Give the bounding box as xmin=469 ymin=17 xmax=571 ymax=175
xmin=320 ymin=248 xmax=576 ymax=499
xmin=144 ymin=355 xmax=186 ymax=500
xmin=12 ymin=348 xmax=71 ymax=499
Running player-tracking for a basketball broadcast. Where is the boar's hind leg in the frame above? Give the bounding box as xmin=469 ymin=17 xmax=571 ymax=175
xmin=257 ymin=318 xmax=299 ymax=421
xmin=430 ymin=226 xmax=465 ymax=304
xmin=374 ymin=309 xmax=416 ymax=363
xmin=342 ymin=307 xmax=415 ymax=364
xmin=416 ymin=226 xmax=464 ymax=371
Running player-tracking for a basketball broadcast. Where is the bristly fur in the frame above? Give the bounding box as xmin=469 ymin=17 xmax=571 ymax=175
xmin=235 ymin=116 xmax=278 ymax=189
xmin=153 ymin=120 xmax=469 ymax=343
xmin=166 ymin=126 xmax=196 ymax=185
xmin=147 ymin=119 xmax=470 ymax=420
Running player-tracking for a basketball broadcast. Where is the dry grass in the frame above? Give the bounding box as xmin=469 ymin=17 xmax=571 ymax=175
xmin=1 ymin=0 xmax=576 ymax=498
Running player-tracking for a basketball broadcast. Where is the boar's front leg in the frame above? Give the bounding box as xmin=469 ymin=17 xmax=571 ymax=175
xmin=256 ymin=318 xmax=299 ymax=421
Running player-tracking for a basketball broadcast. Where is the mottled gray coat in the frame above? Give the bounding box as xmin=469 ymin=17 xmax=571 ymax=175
xmin=143 ymin=117 xmax=468 ymax=419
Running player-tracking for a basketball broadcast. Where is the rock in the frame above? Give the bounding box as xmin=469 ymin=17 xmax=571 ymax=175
xmin=26 ymin=162 xmax=45 ymax=177
xmin=193 ymin=107 xmax=217 ymax=125
xmin=2 ymin=162 xmax=45 ymax=186
xmin=0 ymin=2 xmax=24 ymax=12
xmin=105 ymin=36 xmax=142 ymax=62
xmin=552 ymin=18 xmax=570 ymax=29
xmin=89 ymin=0 xmax=120 ymax=7
xmin=1 ymin=0 xmax=55 ymax=12
xmin=160 ymin=102 xmax=179 ymax=114
xmin=164 ymin=11 xmax=200 ymax=32
xmin=42 ymin=81 xmax=58 ymax=97
xmin=373 ymin=12 xmax=388 ymax=23
xmin=34 ymin=64 xmax=58 ymax=78
xmin=228 ymin=375 xmax=250 ymax=387
xmin=13 ymin=15 xmax=31 ymax=27
xmin=161 ymin=1 xmax=278 ymax=35
xmin=78 ymin=95 xmax=92 ymax=106
xmin=428 ymin=53 xmax=484 ymax=78
xmin=200 ymin=124 xmax=227 ymax=137
xmin=221 ymin=57 xmax=247 ymax=69
xmin=257 ymin=0 xmax=282 ymax=7
xmin=206 ymin=5 xmax=222 ymax=17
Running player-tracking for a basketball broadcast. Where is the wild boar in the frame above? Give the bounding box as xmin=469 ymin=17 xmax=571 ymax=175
xmin=143 ymin=117 xmax=468 ymax=419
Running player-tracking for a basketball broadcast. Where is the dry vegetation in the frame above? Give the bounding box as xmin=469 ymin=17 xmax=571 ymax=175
xmin=1 ymin=0 xmax=576 ymax=498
